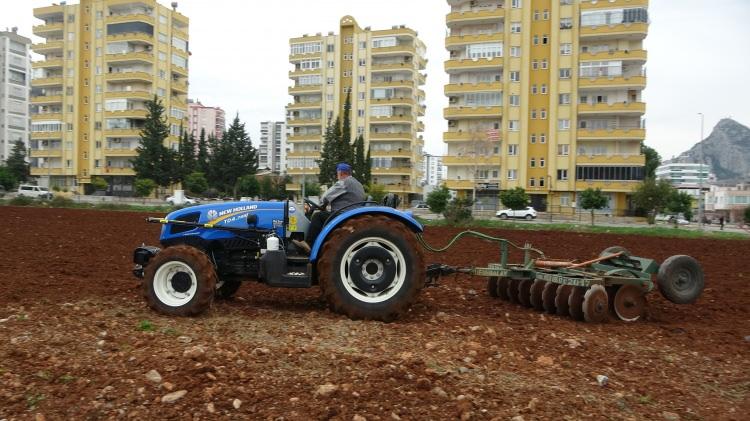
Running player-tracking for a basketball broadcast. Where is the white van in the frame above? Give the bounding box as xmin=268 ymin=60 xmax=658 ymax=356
xmin=17 ymin=184 xmax=53 ymax=199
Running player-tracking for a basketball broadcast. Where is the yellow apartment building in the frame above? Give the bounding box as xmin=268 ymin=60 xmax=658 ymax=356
xmin=30 ymin=0 xmax=189 ymax=195
xmin=444 ymin=0 xmax=648 ymax=213
xmin=286 ymin=16 xmax=427 ymax=202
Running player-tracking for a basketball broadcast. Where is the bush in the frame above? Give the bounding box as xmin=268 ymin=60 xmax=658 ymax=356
xmin=426 ymin=185 xmax=451 ymax=215
xmin=443 ymin=197 xmax=473 ymax=225
xmin=184 ymin=172 xmax=209 ymax=196
xmin=500 ymin=187 xmax=529 ymax=210
xmin=366 ymin=183 xmax=387 ymax=203
xmin=745 ymin=206 xmax=750 ymax=224
xmin=91 ymin=177 xmax=108 ymax=191
xmin=52 ymin=185 xmax=61 ymax=192
xmin=9 ymin=196 xmax=35 ymax=206
xmin=49 ymin=196 xmax=76 ymax=208
xmin=134 ymin=178 xmax=156 ymax=198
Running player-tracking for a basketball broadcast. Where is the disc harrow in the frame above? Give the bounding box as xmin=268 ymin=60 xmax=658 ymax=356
xmin=422 ymin=231 xmax=704 ymax=323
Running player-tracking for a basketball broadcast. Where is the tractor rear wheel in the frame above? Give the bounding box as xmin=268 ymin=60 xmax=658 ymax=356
xmin=143 ymin=245 xmax=216 ymax=316
xmin=317 ymin=215 xmax=424 ymax=322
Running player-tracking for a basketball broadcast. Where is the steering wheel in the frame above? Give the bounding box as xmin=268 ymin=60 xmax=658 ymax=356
xmin=303 ymin=197 xmax=322 ymax=212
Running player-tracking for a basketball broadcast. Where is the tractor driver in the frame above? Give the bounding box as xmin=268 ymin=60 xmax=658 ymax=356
xmin=292 ymin=162 xmax=366 ymax=254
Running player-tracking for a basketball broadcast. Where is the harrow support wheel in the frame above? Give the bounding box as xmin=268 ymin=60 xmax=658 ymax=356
xmin=518 ymin=279 xmax=533 ymax=307
xmin=496 ymin=277 xmax=511 ymax=300
xmin=487 ymin=277 xmax=500 ymax=298
xmin=568 ymin=287 xmax=587 ymax=321
xmin=582 ymin=285 xmax=609 ymax=323
xmin=542 ymin=282 xmax=559 ymax=314
xmin=613 ymin=284 xmax=646 ymax=322
xmin=657 ymin=255 xmax=704 ymax=304
xmin=555 ymin=285 xmax=573 ymax=317
xmin=507 ymin=279 xmax=521 ymax=304
xmin=529 ymin=280 xmax=546 ymax=311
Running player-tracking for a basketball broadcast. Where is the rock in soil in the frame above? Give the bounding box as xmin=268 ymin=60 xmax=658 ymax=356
xmin=161 ymin=390 xmax=187 ymax=404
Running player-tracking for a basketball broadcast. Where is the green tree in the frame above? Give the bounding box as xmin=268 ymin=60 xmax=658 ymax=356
xmin=632 ymin=178 xmax=674 ymax=224
xmin=177 ymin=129 xmax=197 ymax=182
xmin=6 ymin=141 xmax=29 ymax=184
xmin=184 ymin=172 xmax=208 ymax=195
xmin=134 ymin=178 xmax=157 ymax=197
xmin=444 ymin=197 xmax=473 ymax=224
xmin=744 ymin=206 xmax=750 ymax=224
xmin=499 ymin=187 xmax=530 ymax=210
xmin=317 ymin=117 xmax=343 ymax=186
xmin=0 ymin=166 xmax=17 ymax=190
xmin=580 ymin=188 xmax=609 ymax=225
xmin=91 ymin=177 xmax=108 ymax=191
xmin=237 ymin=175 xmax=260 ymax=198
xmin=641 ymin=142 xmax=662 ymax=179
xmin=666 ymin=190 xmax=694 ymax=223
xmin=208 ymin=115 xmax=258 ymax=197
xmin=364 ymin=147 xmax=372 ymax=185
xmin=353 ymin=134 xmax=369 ymax=184
xmin=196 ymin=128 xmax=210 ymax=175
xmin=132 ymin=96 xmax=177 ymax=187
xmin=366 ymin=183 xmax=387 ymax=203
xmin=426 ymin=185 xmax=451 ymax=214
xmin=341 ymin=92 xmax=354 ymax=165
xmin=259 ymin=176 xmax=274 ymax=199
xmin=304 ymin=181 xmax=322 ymax=197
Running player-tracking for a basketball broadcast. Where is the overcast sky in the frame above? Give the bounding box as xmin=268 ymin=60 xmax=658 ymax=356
xmin=4 ymin=0 xmax=749 ymax=160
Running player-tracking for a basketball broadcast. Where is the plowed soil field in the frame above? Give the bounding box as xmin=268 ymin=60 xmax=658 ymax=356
xmin=0 ymin=206 xmax=748 ymax=420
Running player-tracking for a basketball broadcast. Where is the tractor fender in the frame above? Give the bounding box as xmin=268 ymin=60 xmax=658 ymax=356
xmin=309 ymin=207 xmax=424 ymax=262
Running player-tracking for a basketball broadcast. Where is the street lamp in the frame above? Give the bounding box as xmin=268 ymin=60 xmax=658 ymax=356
xmin=697 ymin=113 xmax=704 ymax=230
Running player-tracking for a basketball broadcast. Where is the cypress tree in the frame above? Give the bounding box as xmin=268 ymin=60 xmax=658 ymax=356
xmin=132 ymin=96 xmax=176 ymax=187
xmin=353 ymin=134 xmax=367 ymax=182
xmin=196 ymin=128 xmax=210 ymax=175
xmin=6 ymin=141 xmax=29 ymax=184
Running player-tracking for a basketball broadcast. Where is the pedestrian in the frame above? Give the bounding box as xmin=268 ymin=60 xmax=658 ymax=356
xmin=719 ymin=216 xmax=724 ymax=230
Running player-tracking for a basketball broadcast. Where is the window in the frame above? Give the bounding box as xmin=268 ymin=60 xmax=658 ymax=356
xmin=530 ymin=158 xmax=536 ymax=168
xmin=532 ymin=60 xmax=538 ymax=70
xmin=508 ymin=144 xmax=518 ymax=155
xmin=542 ymin=35 xmax=549 ymax=45
xmin=507 ymin=169 xmax=517 ymax=180
xmin=344 ymin=37 xmax=353 ymax=44
xmin=559 ymin=93 xmax=571 ymax=104
xmin=541 ymin=84 xmax=547 ymax=94
xmin=372 ymin=37 xmax=397 ymax=48
xmin=326 ymin=94 xmax=334 ymax=101
xmin=543 ymin=10 xmax=549 ymax=20
xmin=579 ymin=61 xmax=623 ymax=78
xmin=158 ymin=32 xmax=168 ymax=43
xmin=511 ymin=22 xmax=521 ymax=33
xmin=531 ymin=84 xmax=537 ymax=94
xmin=557 ymin=144 xmax=569 ymax=156
xmin=533 ymin=35 xmax=539 ymax=45
xmin=359 ymin=75 xmax=365 ymax=83
xmin=343 ymin=70 xmax=352 ymax=77
xmin=327 ymin=77 xmax=334 ymax=85
xmin=159 ymin=70 xmax=166 ymax=79
xmin=540 ymin=133 xmax=546 ymax=143
xmin=298 ymin=74 xmax=321 ymax=85
xmin=359 ymin=92 xmax=365 ymax=100
xmin=560 ymin=43 xmax=572 ymax=55
xmin=511 ymin=0 xmax=522 ymax=8
xmin=159 ymin=14 xmax=167 ymax=24
xmin=509 ymin=121 xmax=519 ymax=131
xmin=327 ymin=60 xmax=335 ymax=68
xmin=560 ymin=18 xmax=573 ymax=29
xmin=298 ymin=59 xmax=321 ymax=70
xmin=511 ymin=46 xmax=521 ymax=57
xmin=359 ymin=58 xmax=366 ymax=66
xmin=290 ymin=42 xmax=322 ymax=55
xmin=343 ymin=53 xmax=353 ymax=60
xmin=359 ymin=41 xmax=366 ymax=49
xmin=559 ymin=68 xmax=571 ymax=79
xmin=157 ymin=88 xmax=165 ymax=97
xmin=370 ymin=105 xmax=392 ymax=117
xmin=357 ymin=109 xmax=364 ymax=117
xmin=557 ymin=169 xmax=569 ymax=181
xmin=534 ymin=10 xmax=540 ymax=20
xmin=510 ymin=71 xmax=520 ymax=82
xmin=539 ymin=178 xmax=545 ymax=187
xmin=558 ymin=119 xmax=570 ymax=130
xmin=540 ymin=158 xmax=546 ymax=168
xmin=466 ymin=42 xmax=503 ymax=59
xmin=541 ymin=59 xmax=548 ymax=69
xmin=509 ymin=95 xmax=520 ymax=106
xmin=531 ymin=109 xmax=537 ymax=119
xmin=327 ymin=44 xmax=334 ymax=52
xmin=530 ymin=133 xmax=536 ymax=143
xmin=540 ymin=109 xmax=547 ymax=119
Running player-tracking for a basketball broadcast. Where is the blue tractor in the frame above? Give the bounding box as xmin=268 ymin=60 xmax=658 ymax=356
xmin=133 ymin=198 xmax=424 ymax=322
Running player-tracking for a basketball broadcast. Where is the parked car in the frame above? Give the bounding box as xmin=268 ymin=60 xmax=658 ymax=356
xmin=17 ymin=184 xmax=52 ymax=199
xmin=413 ymin=203 xmax=430 ymax=210
xmin=496 ymin=206 xmax=537 ymax=220
xmin=165 ymin=195 xmax=199 ymax=206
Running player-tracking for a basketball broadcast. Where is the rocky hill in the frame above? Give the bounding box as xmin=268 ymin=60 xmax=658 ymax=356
xmin=678 ymin=118 xmax=750 ymax=181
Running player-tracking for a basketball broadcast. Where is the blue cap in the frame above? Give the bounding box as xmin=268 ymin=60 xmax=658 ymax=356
xmin=336 ymin=163 xmax=352 ymax=172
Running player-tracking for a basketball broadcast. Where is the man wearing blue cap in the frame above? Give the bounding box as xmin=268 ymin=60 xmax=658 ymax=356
xmin=292 ymin=162 xmax=365 ymax=254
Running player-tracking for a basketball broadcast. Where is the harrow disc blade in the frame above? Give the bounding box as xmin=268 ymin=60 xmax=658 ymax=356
xmin=507 ymin=279 xmax=520 ymax=304
xmin=613 ymin=284 xmax=646 ymax=322
xmin=555 ymin=285 xmax=574 ymax=317
xmin=542 ymin=282 xmax=559 ymax=314
xmin=568 ymin=286 xmax=587 ymax=321
xmin=529 ymin=280 xmax=546 ymax=311
xmin=497 ymin=277 xmax=510 ymax=300
xmin=487 ymin=277 xmax=500 ymax=298
xmin=582 ymin=285 xmax=609 ymax=323
xmin=518 ymin=279 xmax=533 ymax=307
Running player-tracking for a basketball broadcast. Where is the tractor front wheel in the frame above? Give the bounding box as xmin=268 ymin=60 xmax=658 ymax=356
xmin=143 ymin=245 xmax=217 ymax=316
xmin=318 ymin=215 xmax=425 ymax=322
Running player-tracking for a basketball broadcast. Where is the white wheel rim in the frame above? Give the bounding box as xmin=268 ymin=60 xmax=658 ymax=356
xmin=153 ymin=261 xmax=197 ymax=307
xmin=339 ymin=236 xmax=407 ymax=304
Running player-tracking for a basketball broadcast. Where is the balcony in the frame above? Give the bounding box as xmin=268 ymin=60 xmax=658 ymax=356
xmin=371 ymin=44 xmax=417 ymax=56
xmin=286 ymin=118 xmax=321 ymax=127
xmin=371 ymin=80 xmax=414 ymax=89
xmin=107 ymin=71 xmax=153 ymax=83
xmin=369 ymin=132 xmax=412 ymax=140
xmin=446 ymin=33 xmax=503 ymax=48
xmin=32 ymin=77 xmax=64 ymax=87
xmin=575 ymin=180 xmax=641 ymax=192
xmin=106 ymin=32 xmax=154 ymax=44
xmin=287 ymin=133 xmax=322 ymax=142
xmin=32 ymin=113 xmax=63 ymax=121
xmin=372 ymin=167 xmax=412 ymax=176
xmin=172 ymin=27 xmax=189 ymax=41
xmin=287 ymin=102 xmax=323 ymax=110
xmin=289 ymin=51 xmax=322 ymax=61
xmin=105 ymin=90 xmax=153 ymax=100
xmin=370 ymin=62 xmax=415 ymax=72
xmin=104 ymin=128 xmax=142 ymax=136
xmin=106 ymin=51 xmax=154 ymax=64
xmin=578 ymin=102 xmax=646 ymax=115
xmin=445 ymin=179 xmax=475 ymax=190
xmin=370 ymin=97 xmax=414 ymax=107
xmin=443 ymin=155 xmax=500 ymax=166
xmin=171 ymin=80 xmax=188 ymax=94
xmin=33 ymin=4 xmax=64 ymax=19
xmin=576 ymin=154 xmax=645 ymax=166
xmin=577 ymin=127 xmax=645 ymax=140
xmin=579 ymin=49 xmax=647 ymax=62
xmin=32 ymin=59 xmax=64 ymax=69
xmin=372 ymin=27 xmax=417 ymax=38
xmin=171 ymin=65 xmax=188 ymax=77
xmin=445 ymin=57 xmax=503 ymax=73
xmin=446 ymin=8 xmax=505 ymax=26
xmin=103 ymin=148 xmax=138 ymax=157
xmin=370 ymin=115 xmax=414 ymax=124
xmin=32 ymin=40 xmax=64 ymax=54
xmin=445 ymin=82 xmax=502 ymax=95
xmin=286 ymin=168 xmax=319 ymax=175
xmin=289 ymin=84 xmax=323 ymax=94
xmin=107 ymin=13 xmax=155 ymax=25
xmin=31 ymin=95 xmax=63 ymax=104
xmin=32 ymin=22 xmax=64 ymax=37
xmin=578 ymin=75 xmax=646 ymax=90
xmin=580 ymin=0 xmax=649 ymax=10
xmin=580 ymin=22 xmax=648 ymax=40
xmin=31 ymin=130 xmax=63 ymax=139
xmin=443 ymin=131 xmax=501 ymax=142
xmin=105 ymin=109 xmax=148 ymax=119
xmin=371 ymin=149 xmax=412 ymax=158
xmin=31 ymin=167 xmax=65 ymax=176
xmin=103 ymin=167 xmax=136 ymax=176
xmin=444 ymin=106 xmax=502 ymax=119
xmin=288 ymin=68 xmax=322 ymax=78
xmin=286 ymin=151 xmax=320 ymax=158
xmin=30 ymin=148 xmax=63 ymax=158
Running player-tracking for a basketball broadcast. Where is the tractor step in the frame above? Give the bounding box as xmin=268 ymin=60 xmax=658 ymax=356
xmin=270 ymin=272 xmax=312 ymax=288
